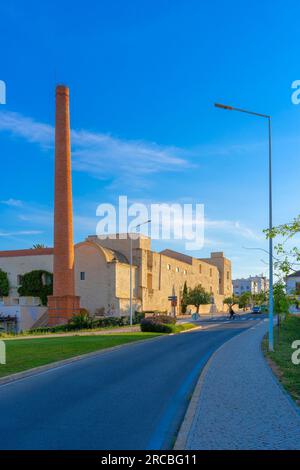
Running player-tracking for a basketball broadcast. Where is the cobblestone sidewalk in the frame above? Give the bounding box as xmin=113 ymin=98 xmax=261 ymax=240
xmin=179 ymin=320 xmax=300 ymax=450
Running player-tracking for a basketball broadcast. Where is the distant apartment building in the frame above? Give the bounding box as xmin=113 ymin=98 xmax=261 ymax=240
xmin=232 ymin=275 xmax=269 ymax=296
xmin=286 ymin=271 xmax=300 ymax=295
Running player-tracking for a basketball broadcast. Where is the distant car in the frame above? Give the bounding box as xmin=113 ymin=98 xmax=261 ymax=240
xmin=252 ymin=306 xmax=262 ymax=314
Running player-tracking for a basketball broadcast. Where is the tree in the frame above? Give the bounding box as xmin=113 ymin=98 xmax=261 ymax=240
xmin=181 ymin=281 xmax=188 ymax=314
xmin=252 ymin=292 xmax=267 ymax=306
xmin=239 ymin=292 xmax=251 ymax=311
xmin=18 ymin=270 xmax=53 ymax=305
xmin=0 ymin=269 xmax=9 ymax=297
xmin=32 ymin=244 xmax=46 ymax=249
xmin=187 ymin=284 xmax=211 ymax=313
xmin=273 ymin=282 xmax=291 ymax=319
xmin=223 ymin=296 xmax=239 ymax=311
xmin=264 ymin=215 xmax=300 ymax=276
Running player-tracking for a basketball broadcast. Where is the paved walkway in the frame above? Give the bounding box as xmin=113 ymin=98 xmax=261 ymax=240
xmin=181 ymin=319 xmax=300 ymax=450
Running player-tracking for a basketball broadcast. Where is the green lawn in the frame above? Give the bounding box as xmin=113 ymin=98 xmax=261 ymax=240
xmin=263 ymin=315 xmax=300 ymax=404
xmin=172 ymin=323 xmax=197 ymax=333
xmin=0 ymin=333 xmax=161 ymax=378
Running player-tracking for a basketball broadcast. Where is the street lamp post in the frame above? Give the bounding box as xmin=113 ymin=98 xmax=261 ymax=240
xmin=129 ymin=219 xmax=151 ymax=326
xmin=215 ymin=103 xmax=274 ymax=351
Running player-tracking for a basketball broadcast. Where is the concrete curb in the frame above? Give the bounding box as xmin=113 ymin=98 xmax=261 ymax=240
xmin=173 ymin=321 xmax=262 ymax=450
xmin=0 ymin=325 xmax=201 ymax=387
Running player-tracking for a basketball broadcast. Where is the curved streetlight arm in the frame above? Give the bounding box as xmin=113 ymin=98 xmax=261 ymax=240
xmin=215 ymin=102 xmax=274 ymax=351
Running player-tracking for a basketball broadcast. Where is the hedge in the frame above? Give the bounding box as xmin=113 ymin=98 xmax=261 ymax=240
xmin=18 ymin=270 xmax=53 ymax=305
xmin=0 ymin=269 xmax=9 ymax=297
xmin=140 ymin=318 xmax=174 ymax=333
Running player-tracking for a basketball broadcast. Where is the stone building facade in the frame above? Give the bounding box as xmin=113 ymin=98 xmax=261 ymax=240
xmin=0 ymin=235 xmax=232 ymax=316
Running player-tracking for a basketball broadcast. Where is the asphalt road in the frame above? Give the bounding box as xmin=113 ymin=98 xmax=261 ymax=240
xmin=0 ymin=316 xmax=263 ymax=450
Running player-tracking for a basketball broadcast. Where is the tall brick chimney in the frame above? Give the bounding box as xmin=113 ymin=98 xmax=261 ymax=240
xmin=48 ymin=85 xmax=80 ymax=325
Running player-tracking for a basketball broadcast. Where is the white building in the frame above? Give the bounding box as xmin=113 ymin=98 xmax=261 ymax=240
xmin=232 ymin=275 xmax=269 ymax=296
xmin=286 ymin=271 xmax=300 ymax=295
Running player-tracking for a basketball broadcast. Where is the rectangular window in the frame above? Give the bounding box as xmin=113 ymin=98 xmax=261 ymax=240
xmin=167 ymin=264 xmax=171 ymax=271
xmin=147 ymin=273 xmax=153 ymax=291
xmin=227 ymin=271 xmax=230 ymax=280
xmin=176 ymin=267 xmax=179 ymax=273
xmin=199 ymin=264 xmax=202 ymax=274
xmin=80 ymin=272 xmax=85 ymax=281
xmin=210 ymin=268 xmax=212 ymax=277
xmin=17 ymin=275 xmax=23 ymax=285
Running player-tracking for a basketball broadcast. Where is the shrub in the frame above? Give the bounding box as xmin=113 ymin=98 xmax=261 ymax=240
xmin=134 ymin=311 xmax=145 ymax=324
xmin=150 ymin=314 xmax=176 ymax=325
xmin=140 ymin=318 xmax=173 ymax=333
xmin=28 ymin=315 xmax=131 ymax=335
xmin=68 ymin=311 xmax=93 ymax=330
xmin=91 ymin=316 xmax=130 ymax=328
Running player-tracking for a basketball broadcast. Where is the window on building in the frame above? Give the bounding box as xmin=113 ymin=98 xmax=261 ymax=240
xmin=17 ymin=275 xmax=23 ymax=285
xmin=199 ymin=264 xmax=202 ymax=274
xmin=183 ymin=269 xmax=187 ymax=275
xmin=147 ymin=273 xmax=153 ymax=291
xmin=167 ymin=264 xmax=171 ymax=271
xmin=80 ymin=272 xmax=85 ymax=281
xmin=226 ymin=271 xmax=229 ymax=280
xmin=176 ymin=267 xmax=180 ymax=273
xmin=210 ymin=268 xmax=212 ymax=277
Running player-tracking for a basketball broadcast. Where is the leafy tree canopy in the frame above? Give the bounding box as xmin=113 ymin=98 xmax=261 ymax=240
xmin=187 ymin=284 xmax=211 ymax=313
xmin=264 ymin=215 xmax=300 ymax=276
xmin=223 ymin=296 xmax=239 ymax=309
xmin=0 ymin=269 xmax=9 ymax=297
xmin=18 ymin=270 xmax=53 ymax=305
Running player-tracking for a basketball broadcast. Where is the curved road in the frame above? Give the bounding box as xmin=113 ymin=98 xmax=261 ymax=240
xmin=0 ymin=316 xmax=262 ymax=450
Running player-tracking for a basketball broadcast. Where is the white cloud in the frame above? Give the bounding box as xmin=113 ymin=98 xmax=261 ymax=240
xmin=0 ymin=110 xmax=192 ymax=186
xmin=0 ymin=230 xmax=43 ymax=237
xmin=1 ymin=198 xmax=23 ymax=207
xmin=0 ymin=111 xmax=53 ymax=147
xmin=205 ymin=218 xmax=262 ymax=241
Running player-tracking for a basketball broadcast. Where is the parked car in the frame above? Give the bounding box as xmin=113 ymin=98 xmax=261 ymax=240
xmin=252 ymin=306 xmax=262 ymax=314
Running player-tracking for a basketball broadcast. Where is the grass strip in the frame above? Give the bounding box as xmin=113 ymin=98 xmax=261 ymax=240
xmin=262 ymin=315 xmax=300 ymax=405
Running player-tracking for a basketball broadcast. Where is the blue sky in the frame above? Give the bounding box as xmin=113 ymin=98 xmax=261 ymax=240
xmin=1 ymin=0 xmax=300 ymax=278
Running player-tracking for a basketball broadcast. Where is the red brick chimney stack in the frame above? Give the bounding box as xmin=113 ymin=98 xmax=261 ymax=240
xmin=48 ymin=85 xmax=80 ymax=325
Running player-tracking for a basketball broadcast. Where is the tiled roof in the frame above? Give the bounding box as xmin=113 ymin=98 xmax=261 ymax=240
xmin=0 ymin=248 xmax=53 ymax=258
